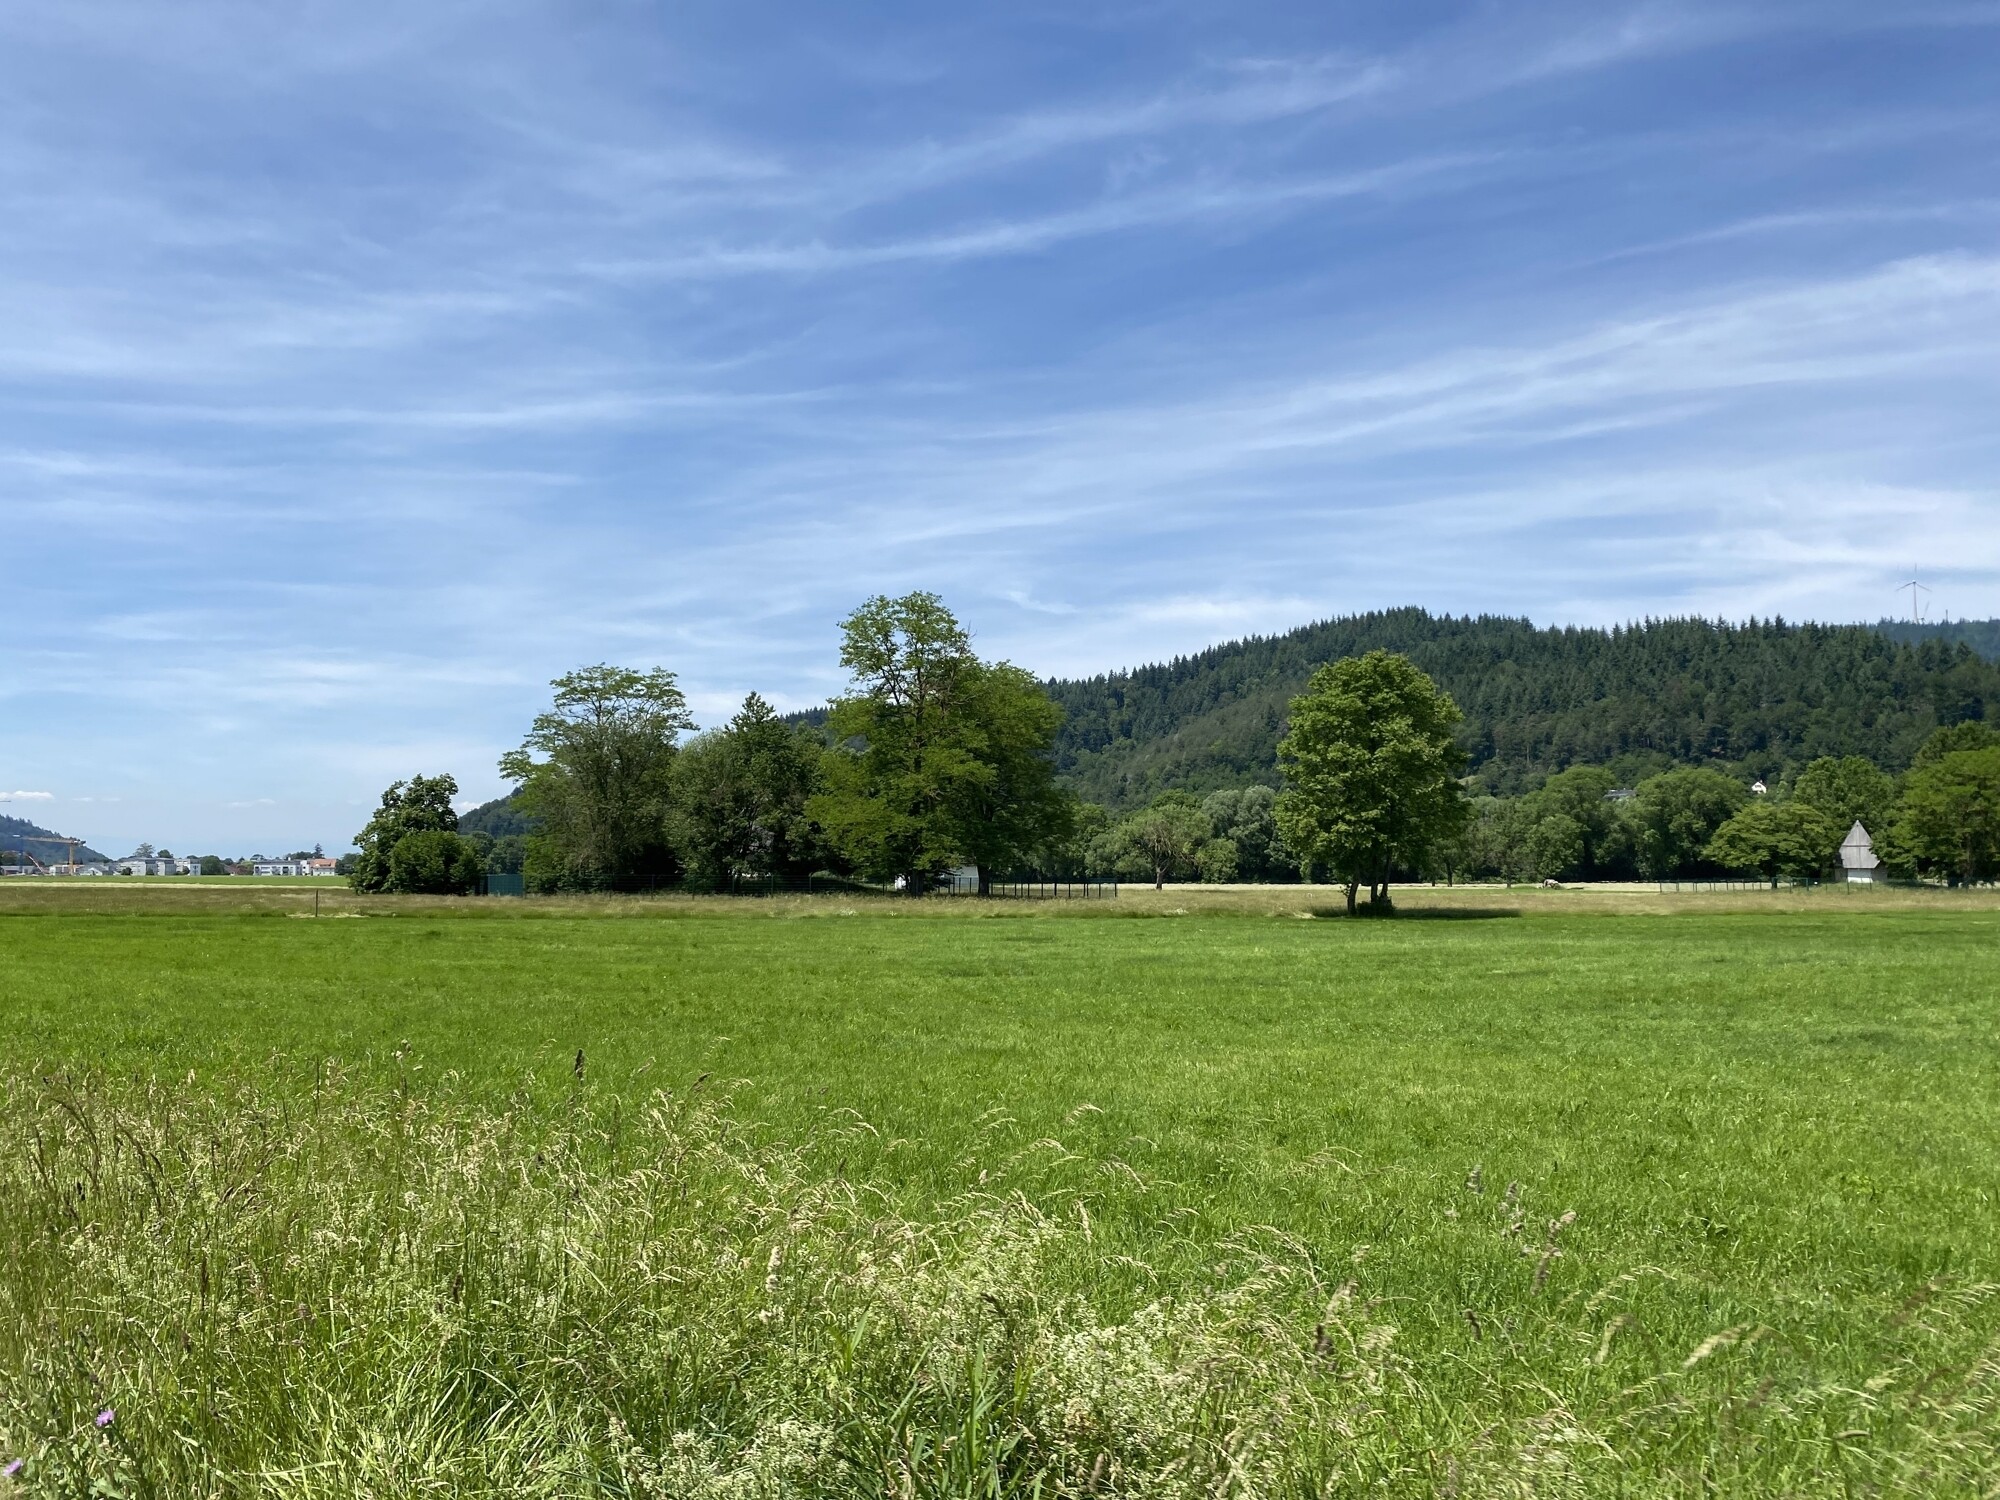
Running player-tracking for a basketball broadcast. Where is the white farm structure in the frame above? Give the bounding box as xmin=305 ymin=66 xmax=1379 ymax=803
xmin=1837 ymin=822 xmax=1882 ymax=884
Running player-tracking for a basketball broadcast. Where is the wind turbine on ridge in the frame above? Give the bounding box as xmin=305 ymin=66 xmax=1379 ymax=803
xmin=1898 ymin=570 xmax=1931 ymax=625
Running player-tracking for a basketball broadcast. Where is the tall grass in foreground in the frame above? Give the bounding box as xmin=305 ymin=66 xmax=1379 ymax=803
xmin=1 ymin=1069 xmax=1998 ymax=1498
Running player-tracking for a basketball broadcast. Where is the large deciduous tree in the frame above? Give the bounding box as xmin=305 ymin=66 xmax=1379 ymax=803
xmin=672 ymin=693 xmax=828 ymax=889
xmin=1626 ymin=769 xmax=1748 ymax=878
xmin=1274 ymin=650 xmax=1470 ymax=915
xmin=1886 ymin=746 xmax=2000 ymax=885
xmin=349 ymin=774 xmax=461 ymax=893
xmin=1913 ymin=721 xmax=2000 ymax=766
xmin=499 ymin=665 xmax=693 ymax=889
xmin=386 ymin=829 xmax=485 ymax=895
xmin=1704 ymin=800 xmax=1843 ymax=886
xmin=1518 ymin=766 xmax=1636 ymax=879
xmin=1124 ymin=798 xmax=1213 ymax=889
xmin=1201 ymin=786 xmax=1289 ymax=881
xmin=1789 ymin=755 xmax=1897 ymax=833
xmin=810 ymin=594 xmax=1072 ymax=893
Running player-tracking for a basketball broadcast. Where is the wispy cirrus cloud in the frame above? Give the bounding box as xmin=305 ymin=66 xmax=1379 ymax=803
xmin=2 ymin=0 xmax=1998 ymax=853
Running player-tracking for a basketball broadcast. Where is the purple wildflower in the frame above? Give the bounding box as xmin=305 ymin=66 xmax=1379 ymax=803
xmin=94 ymin=1408 xmax=114 ymax=1429
xmin=3 ymin=1457 xmax=23 ymax=1476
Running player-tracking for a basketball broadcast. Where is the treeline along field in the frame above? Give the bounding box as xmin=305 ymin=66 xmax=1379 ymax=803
xmin=441 ymin=605 xmax=2000 ymax=898
xmin=4 ymin=898 xmax=2000 ymax=1493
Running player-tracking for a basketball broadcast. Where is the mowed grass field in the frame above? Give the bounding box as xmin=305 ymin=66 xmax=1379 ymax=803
xmin=4 ymin=886 xmax=2000 ymax=1495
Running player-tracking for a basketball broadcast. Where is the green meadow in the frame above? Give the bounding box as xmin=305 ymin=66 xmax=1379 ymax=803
xmin=4 ymin=887 xmax=2000 ymax=1495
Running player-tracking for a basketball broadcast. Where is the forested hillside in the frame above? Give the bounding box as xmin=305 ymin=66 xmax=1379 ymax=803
xmin=0 ymin=813 xmax=109 ymax=864
xmin=462 ymin=611 xmax=2000 ymax=825
xmin=1047 ymin=610 xmax=2000 ymax=805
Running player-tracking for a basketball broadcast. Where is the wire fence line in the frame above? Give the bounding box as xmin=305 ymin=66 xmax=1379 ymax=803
xmin=956 ymin=880 xmax=1119 ymax=901
xmin=474 ymin=872 xmax=1119 ymax=900
xmin=1651 ymin=876 xmax=1974 ymax=892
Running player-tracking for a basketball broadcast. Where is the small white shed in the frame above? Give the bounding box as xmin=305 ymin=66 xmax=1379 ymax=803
xmin=1838 ymin=822 xmax=1881 ymax=884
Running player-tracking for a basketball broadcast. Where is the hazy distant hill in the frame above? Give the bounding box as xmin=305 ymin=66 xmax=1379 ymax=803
xmin=1874 ymin=617 xmax=2000 ymax=660
xmin=0 ymin=813 xmax=110 ymax=864
xmin=456 ymin=796 xmax=536 ymax=839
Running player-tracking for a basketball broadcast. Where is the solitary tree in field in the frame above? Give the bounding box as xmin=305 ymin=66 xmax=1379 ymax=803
xmin=811 ymin=593 xmax=1071 ymax=893
xmin=1275 ymin=651 xmax=1469 ymax=915
xmin=349 ymin=774 xmax=461 ymax=893
xmin=1125 ymin=801 xmax=1212 ymax=889
xmin=500 ymin=665 xmax=693 ymax=889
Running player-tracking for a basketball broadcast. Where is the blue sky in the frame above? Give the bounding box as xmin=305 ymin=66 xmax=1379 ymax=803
xmin=3 ymin=1 xmax=1998 ymax=854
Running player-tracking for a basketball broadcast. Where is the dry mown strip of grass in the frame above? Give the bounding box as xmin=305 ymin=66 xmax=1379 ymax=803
xmin=3 ymin=878 xmax=1997 ymax=920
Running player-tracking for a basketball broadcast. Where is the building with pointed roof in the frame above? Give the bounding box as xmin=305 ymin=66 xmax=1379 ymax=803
xmin=1838 ymin=822 xmax=1881 ymax=884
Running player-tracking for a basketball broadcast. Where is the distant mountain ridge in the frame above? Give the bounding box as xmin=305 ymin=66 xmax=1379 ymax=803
xmin=0 ymin=813 xmax=110 ymax=864
xmin=460 ymin=611 xmax=2000 ymax=825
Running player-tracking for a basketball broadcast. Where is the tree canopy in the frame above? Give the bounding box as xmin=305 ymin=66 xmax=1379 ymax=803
xmin=1705 ymin=800 xmax=1843 ymax=885
xmin=1888 ymin=747 xmax=2000 ymax=884
xmin=349 ymin=774 xmax=461 ymax=893
xmin=672 ymin=693 xmax=828 ymax=889
xmin=499 ymin=665 xmax=693 ymax=889
xmin=386 ymin=829 xmax=484 ymax=895
xmin=1274 ymin=650 xmax=1469 ymax=913
xmin=1626 ymin=769 xmax=1748 ymax=878
xmin=811 ymin=594 xmax=1070 ymax=891
xmin=1788 ymin=755 xmax=1897 ymax=832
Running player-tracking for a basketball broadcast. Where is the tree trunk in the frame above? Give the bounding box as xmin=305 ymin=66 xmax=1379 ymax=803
xmin=1344 ymin=880 xmax=1358 ymax=915
xmin=977 ymin=864 xmax=991 ymax=897
xmin=1155 ymin=861 xmax=1165 ymax=890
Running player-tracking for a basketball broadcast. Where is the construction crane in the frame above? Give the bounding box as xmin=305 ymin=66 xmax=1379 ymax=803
xmin=0 ymin=797 xmax=84 ymax=874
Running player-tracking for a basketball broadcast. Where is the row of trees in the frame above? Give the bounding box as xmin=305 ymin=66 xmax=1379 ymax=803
xmin=1021 ymin=652 xmax=2000 ymax=902
xmin=351 ymin=595 xmax=1074 ymax=895
xmin=348 ymin=596 xmax=2000 ymax=899
xmin=1459 ymin=720 xmax=2000 ymax=886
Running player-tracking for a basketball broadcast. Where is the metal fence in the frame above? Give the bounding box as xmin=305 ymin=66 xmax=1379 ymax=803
xmin=1653 ymin=876 xmax=1950 ymax=893
xmin=976 ymin=880 xmax=1119 ymax=900
xmin=1654 ymin=877 xmax=1814 ymax=892
xmin=472 ymin=871 xmax=1117 ymax=900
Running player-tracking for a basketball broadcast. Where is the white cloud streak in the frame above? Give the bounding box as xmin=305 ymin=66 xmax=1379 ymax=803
xmin=3 ymin=0 xmax=1998 ymax=852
